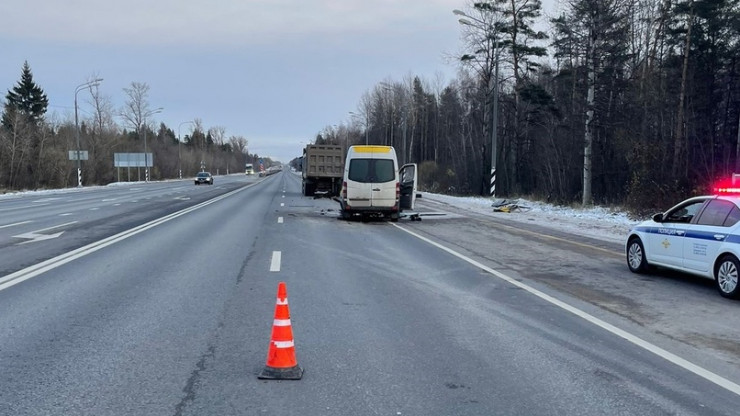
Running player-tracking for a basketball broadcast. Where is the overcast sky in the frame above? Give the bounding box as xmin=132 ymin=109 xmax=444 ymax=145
xmin=1 ymin=0 xmax=558 ymax=163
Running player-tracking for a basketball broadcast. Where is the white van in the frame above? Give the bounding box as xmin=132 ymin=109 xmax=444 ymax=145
xmin=339 ymin=145 xmax=417 ymax=221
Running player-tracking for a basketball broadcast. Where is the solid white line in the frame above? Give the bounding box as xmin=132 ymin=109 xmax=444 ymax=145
xmin=0 ymin=220 xmax=32 ymax=229
xmin=0 ymin=186 xmax=250 ymax=292
xmin=270 ymin=251 xmax=281 ymax=272
xmin=278 ymin=217 xmax=284 ymax=224
xmin=392 ymin=224 xmax=740 ymax=397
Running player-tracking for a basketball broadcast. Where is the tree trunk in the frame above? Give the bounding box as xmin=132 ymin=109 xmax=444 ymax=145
xmin=672 ymin=1 xmax=693 ymax=177
xmin=583 ymin=25 xmax=597 ymax=206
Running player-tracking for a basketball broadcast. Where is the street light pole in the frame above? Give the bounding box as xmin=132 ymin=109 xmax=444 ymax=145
xmin=142 ymin=107 xmax=163 ymax=182
xmin=178 ymin=120 xmax=194 ymax=179
xmin=349 ymin=111 xmax=369 ymax=145
xmin=454 ymin=9 xmax=500 ymax=197
xmin=380 ymin=83 xmax=394 ymax=148
xmin=74 ymin=78 xmax=103 ymax=187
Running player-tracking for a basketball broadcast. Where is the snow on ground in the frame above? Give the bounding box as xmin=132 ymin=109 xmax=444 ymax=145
xmin=421 ymin=193 xmax=642 ymax=244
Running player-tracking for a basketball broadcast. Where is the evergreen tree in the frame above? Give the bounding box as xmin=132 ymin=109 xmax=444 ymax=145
xmin=3 ymin=61 xmax=49 ymax=126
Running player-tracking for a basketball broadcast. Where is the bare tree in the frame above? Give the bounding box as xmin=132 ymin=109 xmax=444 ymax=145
xmin=229 ymin=135 xmax=248 ymax=154
xmin=85 ymin=77 xmax=119 ymax=184
xmin=120 ymin=82 xmax=150 ymax=135
xmin=209 ymin=126 xmax=226 ymax=146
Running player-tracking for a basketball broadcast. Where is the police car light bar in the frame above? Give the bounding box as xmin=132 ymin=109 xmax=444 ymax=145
xmin=714 ymin=187 xmax=740 ymax=194
xmin=713 ymin=173 xmax=740 ymax=194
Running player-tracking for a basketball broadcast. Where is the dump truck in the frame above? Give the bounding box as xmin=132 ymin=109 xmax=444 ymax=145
xmin=301 ymin=144 xmax=344 ymax=197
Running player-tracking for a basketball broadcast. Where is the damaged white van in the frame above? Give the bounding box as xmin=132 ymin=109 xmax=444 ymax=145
xmin=339 ymin=145 xmax=417 ymax=221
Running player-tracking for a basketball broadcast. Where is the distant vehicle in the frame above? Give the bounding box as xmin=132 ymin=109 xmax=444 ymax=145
xmin=302 ymin=144 xmax=344 ymax=197
xmin=259 ymin=165 xmax=281 ymax=177
xmin=245 ymin=163 xmax=255 ymax=175
xmin=339 ymin=145 xmax=416 ymax=222
xmin=626 ymin=190 xmax=740 ymax=299
xmin=194 ymin=171 xmax=214 ymax=185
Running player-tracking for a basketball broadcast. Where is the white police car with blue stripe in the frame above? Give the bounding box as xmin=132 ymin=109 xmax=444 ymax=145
xmin=626 ymin=194 xmax=740 ymax=299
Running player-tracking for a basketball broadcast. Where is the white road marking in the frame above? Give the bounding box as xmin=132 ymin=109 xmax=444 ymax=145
xmin=90 ymin=207 xmax=99 ymax=211
xmin=278 ymin=217 xmax=284 ymax=224
xmin=392 ymin=223 xmax=740 ymax=397
xmin=0 ymin=220 xmax=32 ymax=229
xmin=282 ymin=195 xmax=285 ymax=198
xmin=0 ymin=203 xmax=50 ymax=212
xmin=13 ymin=221 xmax=78 ymax=245
xmin=280 ymin=203 xmax=285 ymax=207
xmin=59 ymin=213 xmax=73 ymax=216
xmin=270 ymin=251 xmax=281 ymax=272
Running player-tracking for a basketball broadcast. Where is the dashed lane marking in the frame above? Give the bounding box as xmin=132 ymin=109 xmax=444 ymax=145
xmin=270 ymin=251 xmax=281 ymax=272
xmin=0 ymin=221 xmax=32 ymax=229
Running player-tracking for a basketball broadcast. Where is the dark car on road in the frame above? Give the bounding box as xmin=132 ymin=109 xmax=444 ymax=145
xmin=194 ymin=172 xmax=214 ymax=185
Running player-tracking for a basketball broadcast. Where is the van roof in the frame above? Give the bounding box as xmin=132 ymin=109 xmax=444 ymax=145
xmin=350 ymin=145 xmax=393 ymax=153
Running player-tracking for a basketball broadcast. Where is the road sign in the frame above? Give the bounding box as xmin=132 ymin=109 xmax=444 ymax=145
xmin=68 ymin=150 xmax=89 ymax=161
xmin=114 ymin=153 xmax=153 ymax=167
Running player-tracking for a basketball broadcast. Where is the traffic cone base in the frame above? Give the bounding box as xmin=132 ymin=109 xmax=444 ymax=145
xmin=258 ymin=365 xmax=304 ymax=380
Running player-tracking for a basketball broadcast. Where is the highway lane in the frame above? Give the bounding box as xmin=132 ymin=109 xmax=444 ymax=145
xmin=0 ymin=174 xmax=259 ymax=276
xmin=0 ymin=171 xmax=738 ymax=415
xmin=407 ymin=195 xmax=740 ymax=384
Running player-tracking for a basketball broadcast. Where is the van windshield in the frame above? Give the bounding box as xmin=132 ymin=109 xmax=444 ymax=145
xmin=348 ymin=159 xmax=395 ymax=183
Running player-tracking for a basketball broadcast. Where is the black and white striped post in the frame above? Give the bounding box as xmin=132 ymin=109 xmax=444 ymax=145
xmin=490 ymin=167 xmax=496 ymax=197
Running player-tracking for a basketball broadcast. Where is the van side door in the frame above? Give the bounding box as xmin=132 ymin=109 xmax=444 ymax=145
xmin=399 ymin=163 xmax=417 ymax=211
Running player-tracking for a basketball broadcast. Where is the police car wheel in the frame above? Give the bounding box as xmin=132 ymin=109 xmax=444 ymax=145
xmin=626 ymin=237 xmax=649 ymax=273
xmin=715 ymin=255 xmax=740 ymax=299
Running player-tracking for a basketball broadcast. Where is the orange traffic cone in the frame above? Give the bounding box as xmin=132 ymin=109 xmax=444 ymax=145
xmin=258 ymin=281 xmax=304 ymax=380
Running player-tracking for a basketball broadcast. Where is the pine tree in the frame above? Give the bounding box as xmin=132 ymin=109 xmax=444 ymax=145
xmin=3 ymin=61 xmax=49 ymax=127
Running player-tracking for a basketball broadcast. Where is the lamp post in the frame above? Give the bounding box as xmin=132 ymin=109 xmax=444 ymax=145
xmin=349 ymin=111 xmax=369 ymax=145
xmin=454 ymin=8 xmax=500 ymax=197
xmin=178 ymin=120 xmax=194 ymax=179
xmin=74 ymin=78 xmax=103 ymax=187
xmin=380 ymin=82 xmax=394 ymax=148
xmin=141 ymin=107 xmax=163 ymax=182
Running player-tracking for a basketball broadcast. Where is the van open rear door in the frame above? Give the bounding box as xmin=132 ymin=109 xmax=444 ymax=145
xmin=399 ymin=163 xmax=417 ymax=211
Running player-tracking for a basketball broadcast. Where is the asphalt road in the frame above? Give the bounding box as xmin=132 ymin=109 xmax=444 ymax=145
xmin=0 ymin=171 xmax=738 ymax=415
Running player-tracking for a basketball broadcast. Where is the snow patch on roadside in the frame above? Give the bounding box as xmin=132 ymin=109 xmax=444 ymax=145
xmin=421 ymin=193 xmax=641 ymax=244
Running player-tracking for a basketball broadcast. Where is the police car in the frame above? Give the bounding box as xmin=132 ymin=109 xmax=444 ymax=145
xmin=625 ymin=193 xmax=740 ymax=299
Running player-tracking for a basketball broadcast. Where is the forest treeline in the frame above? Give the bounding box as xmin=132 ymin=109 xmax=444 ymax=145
xmin=4 ymin=0 xmax=740 ymax=215
xmin=0 ymin=65 xmax=271 ymax=192
xmin=309 ymin=0 xmax=740 ymax=213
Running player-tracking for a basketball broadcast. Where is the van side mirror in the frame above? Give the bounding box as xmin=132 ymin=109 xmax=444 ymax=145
xmin=652 ymin=213 xmax=664 ymax=222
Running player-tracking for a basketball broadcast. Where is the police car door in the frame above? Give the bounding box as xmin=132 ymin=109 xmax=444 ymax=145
xmin=398 ymin=163 xmax=417 ymax=211
xmin=683 ymin=199 xmax=740 ymax=272
xmin=648 ymin=200 xmax=705 ymax=267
